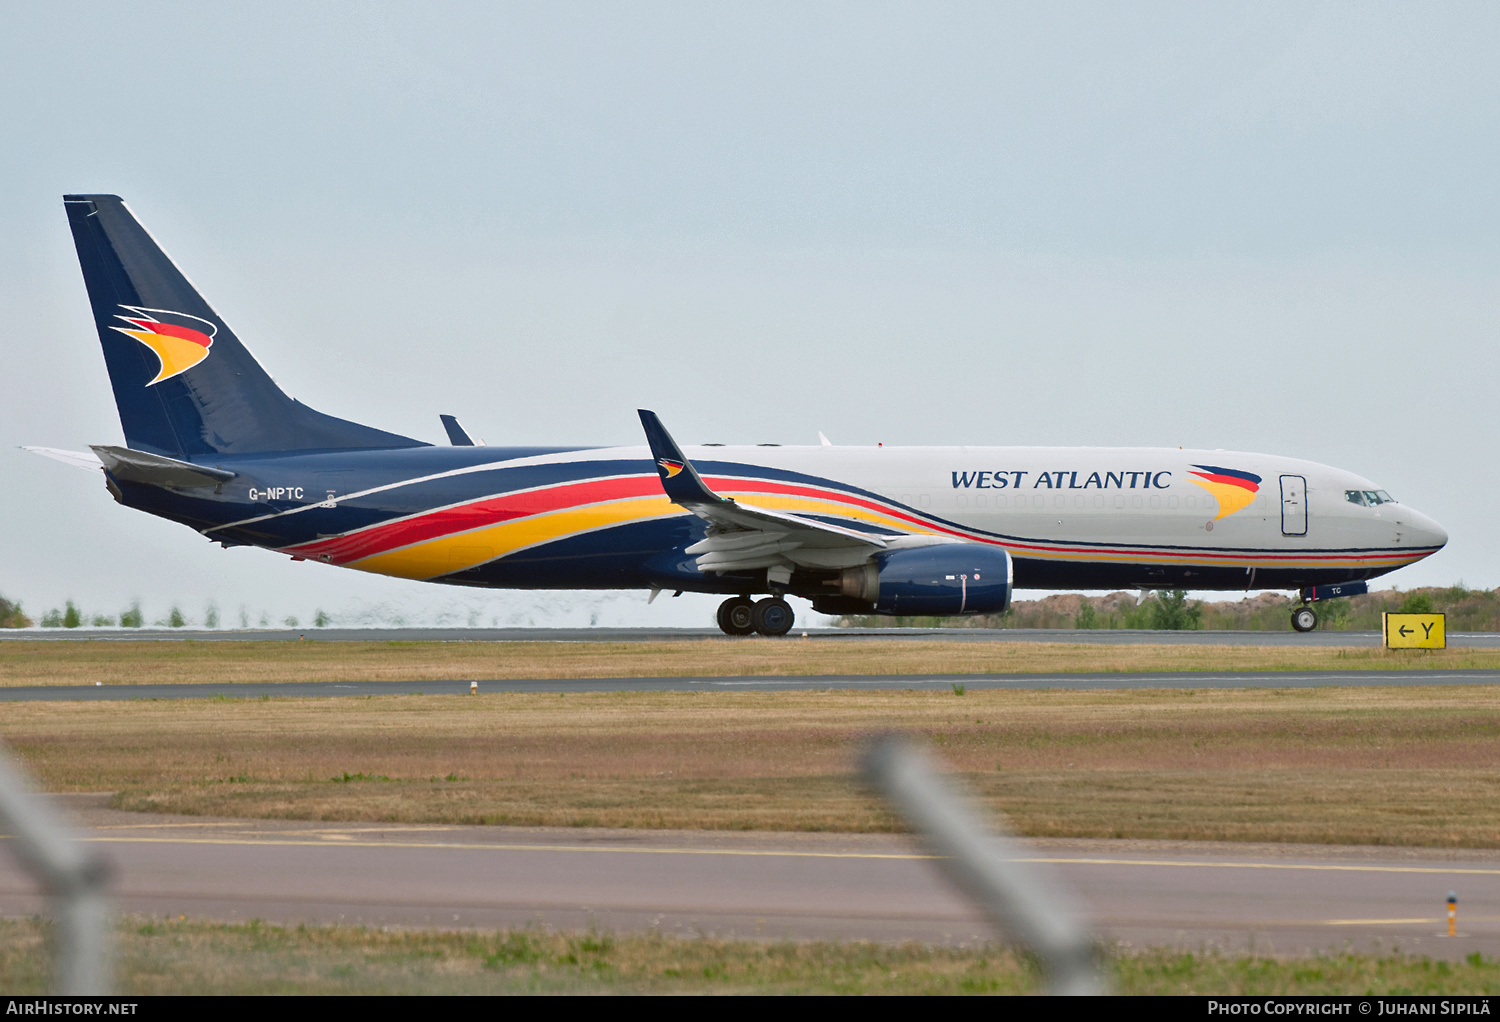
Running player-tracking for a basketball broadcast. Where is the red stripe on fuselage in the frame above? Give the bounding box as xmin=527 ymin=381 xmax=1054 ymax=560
xmin=283 ymin=468 xmax=1427 ymax=570
xmin=285 ymin=474 xmax=665 ymax=564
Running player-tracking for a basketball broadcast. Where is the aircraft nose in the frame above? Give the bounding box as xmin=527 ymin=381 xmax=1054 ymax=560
xmin=1403 ymin=508 xmax=1448 ymax=551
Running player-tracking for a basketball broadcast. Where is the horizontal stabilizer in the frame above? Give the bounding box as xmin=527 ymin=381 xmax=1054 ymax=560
xmin=21 ymin=446 xmax=104 ymax=472
xmin=90 ymin=445 xmax=236 ymax=489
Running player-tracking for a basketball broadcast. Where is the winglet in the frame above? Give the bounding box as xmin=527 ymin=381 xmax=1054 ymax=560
xmin=439 ymin=414 xmax=476 ymax=446
xmin=637 ymin=410 xmax=723 ymax=505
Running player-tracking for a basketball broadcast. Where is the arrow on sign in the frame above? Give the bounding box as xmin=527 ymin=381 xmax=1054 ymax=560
xmin=1399 ymin=625 xmax=1414 ymax=637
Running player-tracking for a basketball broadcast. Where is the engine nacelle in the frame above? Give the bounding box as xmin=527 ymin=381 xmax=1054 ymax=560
xmin=824 ymin=545 xmax=1012 ymax=616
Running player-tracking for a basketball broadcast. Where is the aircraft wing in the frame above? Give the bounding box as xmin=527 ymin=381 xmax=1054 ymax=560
xmin=638 ymin=409 xmax=892 ymax=574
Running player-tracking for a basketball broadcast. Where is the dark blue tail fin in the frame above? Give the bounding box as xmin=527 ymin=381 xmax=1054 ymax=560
xmin=63 ymin=194 xmax=424 ymax=457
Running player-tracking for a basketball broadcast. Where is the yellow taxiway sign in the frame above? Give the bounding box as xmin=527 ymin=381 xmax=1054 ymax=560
xmin=1383 ymin=612 xmax=1445 ymax=649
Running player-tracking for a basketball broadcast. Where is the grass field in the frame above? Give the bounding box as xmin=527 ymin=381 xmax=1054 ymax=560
xmin=4 ymin=686 xmax=1498 ymax=845
xmin=2 ymin=638 xmax=1497 ymax=687
xmin=1 ymin=916 xmax=1495 ymax=994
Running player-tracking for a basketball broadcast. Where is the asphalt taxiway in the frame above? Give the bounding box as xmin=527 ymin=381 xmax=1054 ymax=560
xmin=2 ymin=669 xmax=1498 ymax=701
xmin=3 ymin=798 xmax=1493 ymax=958
xmin=5 ymin=626 xmax=1499 ymax=647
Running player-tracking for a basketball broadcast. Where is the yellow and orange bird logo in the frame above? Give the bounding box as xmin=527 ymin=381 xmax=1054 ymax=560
xmin=656 ymin=458 xmax=685 ymax=479
xmin=1187 ymin=464 xmax=1262 ymax=520
xmin=109 ymin=306 xmax=216 ymax=386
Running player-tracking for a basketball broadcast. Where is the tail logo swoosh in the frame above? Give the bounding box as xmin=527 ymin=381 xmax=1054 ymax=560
xmin=108 ymin=305 xmax=216 ymax=385
xmin=656 ymin=458 xmax=685 ymax=479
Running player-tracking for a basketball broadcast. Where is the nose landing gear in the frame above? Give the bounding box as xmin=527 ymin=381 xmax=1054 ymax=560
xmin=1291 ymin=604 xmax=1318 ymax=632
xmin=716 ymin=596 xmax=795 ymax=636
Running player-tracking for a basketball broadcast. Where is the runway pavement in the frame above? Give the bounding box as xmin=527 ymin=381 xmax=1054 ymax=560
xmin=6 ymin=626 xmax=1500 ymax=646
xmin=2 ymin=797 xmax=1494 ymax=958
xmin=2 ymin=669 xmax=1497 ymax=700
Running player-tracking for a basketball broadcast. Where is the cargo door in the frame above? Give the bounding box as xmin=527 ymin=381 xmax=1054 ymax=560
xmin=1280 ymin=475 xmax=1307 ymax=536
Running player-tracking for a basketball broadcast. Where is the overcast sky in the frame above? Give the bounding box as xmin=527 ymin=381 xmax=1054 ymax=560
xmin=2 ymin=2 xmax=1496 ymax=627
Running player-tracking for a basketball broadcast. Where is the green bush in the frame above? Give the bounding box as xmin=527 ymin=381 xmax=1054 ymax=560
xmin=62 ymin=600 xmax=81 ymax=628
xmin=40 ymin=607 xmax=64 ymax=627
xmin=204 ymin=603 xmax=220 ymax=628
xmin=1120 ymin=599 xmax=1153 ymax=629
xmin=1148 ymin=590 xmax=1204 ymax=630
xmin=1315 ymin=598 xmax=1353 ymax=629
xmin=90 ymin=614 xmax=115 ymax=627
xmin=1399 ymin=592 xmax=1435 ymax=614
xmin=119 ymin=602 xmax=144 ymax=628
xmin=314 ymin=609 xmax=331 ymax=627
xmin=1074 ymin=603 xmax=1099 ymax=629
xmin=0 ymin=596 xmax=33 ymax=629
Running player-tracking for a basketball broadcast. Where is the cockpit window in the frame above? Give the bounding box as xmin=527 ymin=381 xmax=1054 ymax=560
xmin=1345 ymin=490 xmax=1366 ymax=506
xmin=1347 ymin=489 xmax=1396 ymax=506
xmin=1375 ymin=490 xmax=1395 ymax=503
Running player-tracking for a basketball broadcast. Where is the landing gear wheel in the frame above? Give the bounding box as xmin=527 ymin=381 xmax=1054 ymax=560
xmin=1291 ymin=605 xmax=1318 ymax=633
xmin=717 ymin=597 xmax=756 ymax=636
xmin=752 ymin=597 xmax=795 ymax=637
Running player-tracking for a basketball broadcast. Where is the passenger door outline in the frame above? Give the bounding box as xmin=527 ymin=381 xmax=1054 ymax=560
xmin=1280 ymin=474 xmax=1307 ymax=536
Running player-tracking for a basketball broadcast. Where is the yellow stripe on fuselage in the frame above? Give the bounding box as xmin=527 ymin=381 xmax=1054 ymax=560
xmin=345 ymin=482 xmax=1423 ymax=582
xmin=348 ymin=495 xmax=679 ymax=580
xmin=720 ymin=488 xmax=1416 ymax=569
xmin=717 ymin=488 xmax=943 ymax=538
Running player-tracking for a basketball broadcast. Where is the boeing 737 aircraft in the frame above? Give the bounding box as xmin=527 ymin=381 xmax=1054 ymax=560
xmin=27 ymin=195 xmax=1448 ymax=635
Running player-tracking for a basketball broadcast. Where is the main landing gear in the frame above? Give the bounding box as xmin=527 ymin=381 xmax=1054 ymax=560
xmin=717 ymin=596 xmax=795 ymax=637
xmin=1291 ymin=604 xmax=1318 ymax=633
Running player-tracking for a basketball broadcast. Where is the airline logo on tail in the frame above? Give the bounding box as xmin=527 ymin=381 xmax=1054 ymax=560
xmin=656 ymin=458 xmax=685 ymax=479
xmin=1187 ymin=464 xmax=1262 ymax=520
xmin=109 ymin=305 xmax=216 ymax=385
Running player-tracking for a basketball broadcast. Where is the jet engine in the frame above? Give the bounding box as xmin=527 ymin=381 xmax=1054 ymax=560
xmin=813 ymin=545 xmax=1012 ymax=616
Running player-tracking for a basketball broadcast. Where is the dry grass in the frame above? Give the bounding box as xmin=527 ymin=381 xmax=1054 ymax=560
xmin=2 ymin=638 xmax=1497 ymax=687
xmin=4 ymin=687 xmax=1499 ymax=845
xmin=2 ymin=916 xmax=1495 ymax=994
